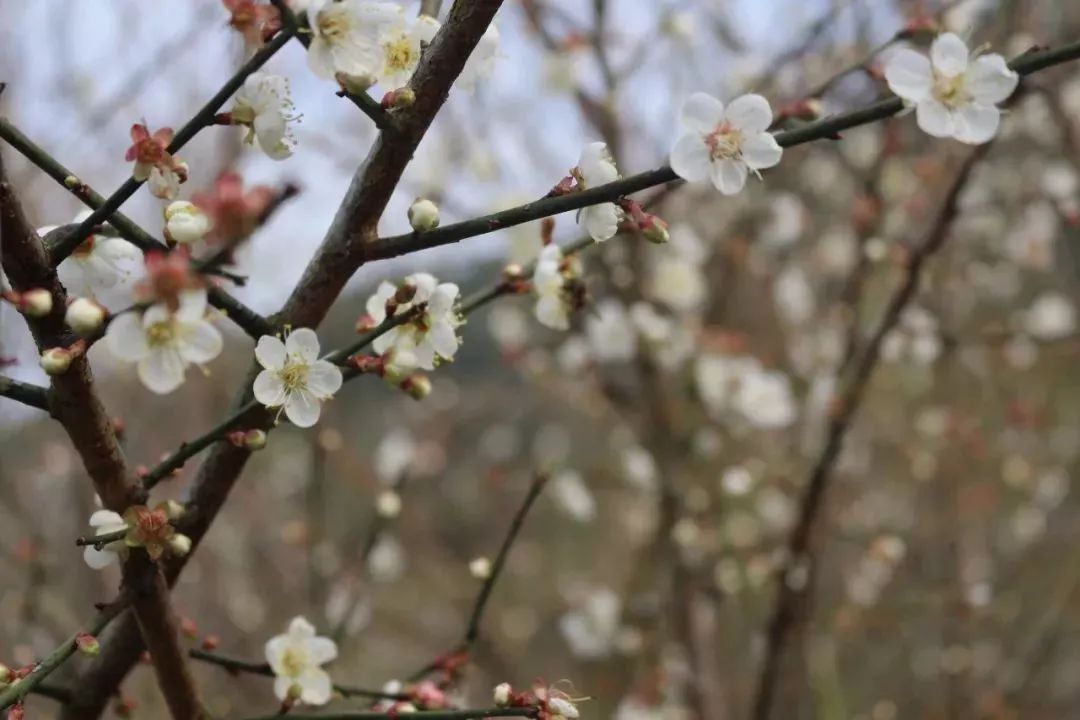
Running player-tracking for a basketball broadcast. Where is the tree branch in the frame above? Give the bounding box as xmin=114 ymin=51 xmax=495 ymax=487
xmin=241 ymin=710 xmax=538 ymax=720
xmin=0 ymin=375 xmax=50 ymax=413
xmin=366 ymin=39 xmax=1080 ymax=262
xmin=750 ymin=144 xmax=991 ymax=720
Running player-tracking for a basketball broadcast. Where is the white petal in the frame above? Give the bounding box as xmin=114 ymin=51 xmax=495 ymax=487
xmin=680 ymin=92 xmax=724 ymax=133
xmin=372 ymin=326 xmax=399 ymax=356
xmin=954 ymin=103 xmax=1001 ymax=144
xmin=536 ymin=295 xmax=569 ymax=330
xmin=428 ymin=284 xmax=459 ymax=317
xmin=410 ymin=341 xmax=436 ymax=370
xmin=724 ymin=94 xmax=773 ymax=134
xmin=265 ymin=635 xmax=288 ymax=671
xmin=413 ymin=14 xmax=440 ymax=43
xmin=138 ymin=349 xmax=186 ymax=394
xmin=285 ymin=390 xmax=322 ymax=427
xmin=669 ymin=133 xmax=711 ymax=183
xmin=915 ymin=99 xmax=956 ymax=138
xmin=254 ymin=113 xmax=292 ymax=160
xmin=306 ymin=39 xmax=337 ymax=78
xmin=83 ymin=546 xmax=118 ymax=570
xmin=178 ymin=321 xmax=223 ymax=364
xmin=966 ymin=54 xmax=1019 ymax=105
xmin=306 ymin=637 xmax=338 ymax=665
xmin=366 ymin=282 xmax=396 ymax=321
xmin=298 ymin=668 xmax=333 ymax=706
xmin=306 ymin=361 xmax=343 ymax=398
xmin=581 ymin=203 xmax=619 ymax=242
xmin=931 ymin=33 xmax=969 ymax=77
xmin=273 ymin=675 xmax=293 ymax=701
xmin=711 ymin=158 xmax=748 ymax=195
xmin=106 ymin=313 xmax=149 ymax=361
xmin=286 ymin=328 xmax=321 ymax=364
xmin=884 ymin=48 xmax=933 ymax=102
xmin=427 ymin=321 xmax=459 ymax=359
xmin=289 ymin=616 xmax=317 ymax=638
xmin=176 ymin=289 xmax=208 ymax=323
xmin=741 ymin=133 xmax=783 ymax=170
xmin=253 ymin=370 xmax=287 ymax=408
xmin=89 ymin=509 xmax=125 ymax=528
xmin=255 ymin=335 xmax=287 ymax=370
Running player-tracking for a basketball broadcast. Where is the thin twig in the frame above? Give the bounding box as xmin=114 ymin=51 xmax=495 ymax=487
xmin=0 ymin=375 xmax=50 ymax=413
xmin=189 ymin=649 xmax=409 ymax=701
xmin=241 ymin=709 xmax=538 ymax=720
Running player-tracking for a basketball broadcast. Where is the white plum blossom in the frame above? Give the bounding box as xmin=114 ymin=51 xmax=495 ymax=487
xmin=306 ymin=0 xmax=400 ymax=79
xmin=458 ymin=23 xmax=500 ymax=91
xmin=733 ymin=368 xmax=797 ymax=429
xmin=559 ymin=586 xmax=622 ymax=659
xmin=105 ymin=289 xmax=224 ymax=394
xmin=376 ymin=13 xmax=440 ymax=89
xmin=1025 ymin=292 xmax=1076 ymax=340
xmin=82 ymin=510 xmax=129 ymax=570
xmin=670 ymin=92 xmax=783 ymax=195
xmin=585 ymin=300 xmax=637 ymax=363
xmin=576 ymin=142 xmax=621 ymax=242
xmin=45 ymin=211 xmax=143 ymax=304
xmin=164 ymin=201 xmax=211 ymax=245
xmin=231 ymin=72 xmax=298 ymax=159
xmin=647 ymin=224 xmax=707 ymax=312
xmin=148 ymin=161 xmax=187 ymax=201
xmin=253 ymin=329 xmax=343 ymax=428
xmin=881 ymin=306 xmax=942 ymax=365
xmin=533 ymin=244 xmax=581 ymax=330
xmin=265 ymin=616 xmax=338 ymax=705
xmin=884 ymin=33 xmax=1019 ymax=144
xmin=368 ymin=273 xmax=463 ymax=370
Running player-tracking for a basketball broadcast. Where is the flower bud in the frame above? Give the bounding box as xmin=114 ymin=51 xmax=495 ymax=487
xmin=639 ymin=214 xmax=670 ymax=244
xmin=75 ymin=632 xmax=101 ymax=657
xmin=493 ymin=682 xmax=512 ymax=707
xmin=408 ymin=198 xmax=440 ymax=232
xmin=0 ymin=662 xmax=11 ymax=685
xmin=336 ymin=71 xmax=377 ymax=94
xmin=168 ymin=534 xmax=193 ymax=558
xmin=180 ymin=616 xmax=198 ymax=639
xmin=400 ymin=373 xmax=432 ymax=400
xmin=163 ymin=500 xmax=186 ymax=521
xmin=469 ymin=556 xmax=492 ymax=579
xmin=286 ymin=683 xmax=305 ymax=702
xmin=8 ymin=703 xmax=24 ymax=720
xmin=20 ymin=288 xmax=53 ymax=317
xmin=383 ymin=87 xmax=416 ymax=109
xmin=375 ymin=490 xmax=402 ymax=519
xmin=164 ymin=201 xmax=211 ymax=244
xmin=502 ymin=264 xmax=524 ymax=281
xmin=244 ymin=429 xmax=268 ymax=451
xmin=64 ymin=175 xmax=81 ymax=189
xmin=65 ymin=297 xmax=106 ymax=335
xmin=201 ymin=635 xmax=220 ymax=651
xmin=40 ymin=347 xmax=73 ymax=375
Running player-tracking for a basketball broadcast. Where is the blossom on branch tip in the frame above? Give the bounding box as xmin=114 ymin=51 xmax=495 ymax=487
xmin=231 ymin=72 xmax=299 ymax=159
xmin=44 ymin=210 xmax=143 ymax=301
xmin=122 ymin=504 xmax=179 ymax=561
xmin=408 ymin=198 xmax=440 ymax=231
xmin=40 ymin=347 xmax=74 ymax=375
xmin=105 ymin=288 xmax=224 ymax=394
xmin=253 ymin=328 xmax=343 ymax=428
xmin=306 ymin=0 xmax=401 ymax=80
xmin=16 ymin=288 xmax=53 ymax=317
xmin=670 ymin=92 xmax=783 ymax=195
xmin=164 ymin=201 xmax=212 ymax=245
xmin=884 ymin=33 xmax=1018 ymax=144
xmin=82 ymin=510 xmax=129 ymax=569
xmin=574 ymin=142 xmax=621 ymax=242
xmin=66 ymin=297 xmax=106 ymax=335
xmin=265 ymin=616 xmax=338 ymax=706
xmin=367 ymin=273 xmax=463 ymax=370
xmin=126 ymin=124 xmax=189 ymax=199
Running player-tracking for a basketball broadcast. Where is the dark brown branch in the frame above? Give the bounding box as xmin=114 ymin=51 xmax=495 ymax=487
xmin=0 ymin=152 xmax=206 ymax=720
xmin=189 ymin=649 xmax=409 ymax=701
xmin=367 ymin=39 xmax=1080 ymax=262
xmin=750 ymin=145 xmax=990 ymax=720
xmin=0 ymin=375 xmax=50 ymax=413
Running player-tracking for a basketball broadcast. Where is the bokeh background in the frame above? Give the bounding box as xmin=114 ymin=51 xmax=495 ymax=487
xmin=3 ymin=0 xmax=1080 ymax=718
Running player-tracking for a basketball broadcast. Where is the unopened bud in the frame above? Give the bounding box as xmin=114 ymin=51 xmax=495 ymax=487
xmin=8 ymin=703 xmax=24 ymax=720
xmin=375 ymin=490 xmax=402 ymax=519
xmin=64 ymin=175 xmax=81 ymax=189
xmin=400 ymin=373 xmax=432 ymax=400
xmin=336 ymin=71 xmax=377 ymax=94
xmin=639 ymin=214 xmax=670 ymax=244
xmin=40 ymin=347 xmax=73 ymax=375
xmin=66 ymin=297 xmax=106 ymax=335
xmin=502 ymin=263 xmax=524 ymax=281
xmin=0 ymin=662 xmax=11 ymax=684
xmin=469 ymin=556 xmax=492 ymax=579
xmin=355 ymin=313 xmax=378 ymax=332
xmin=163 ymin=500 xmax=186 ymax=521
xmin=244 ymin=429 xmax=268 ymax=451
xmin=201 ymin=635 xmax=220 ymax=651
xmin=383 ymin=87 xmax=416 ymax=109
xmin=164 ymin=201 xmax=211 ymax=244
xmin=408 ymin=198 xmax=440 ymax=232
xmin=168 ymin=534 xmax=192 ymax=558
xmin=179 ymin=616 xmax=198 ymax=639
xmin=75 ymin=632 xmax=101 ymax=657
xmin=493 ymin=682 xmax=512 ymax=706
xmin=20 ymin=288 xmax=53 ymax=317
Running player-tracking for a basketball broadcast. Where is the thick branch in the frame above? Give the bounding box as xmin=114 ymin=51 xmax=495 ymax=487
xmin=750 ymin=145 xmax=990 ymax=720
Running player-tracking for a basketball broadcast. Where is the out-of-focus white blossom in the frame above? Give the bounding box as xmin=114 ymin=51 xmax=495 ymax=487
xmin=1024 ymin=292 xmax=1076 ymax=340
xmin=459 ymin=23 xmax=500 ymax=91
xmin=576 ymin=143 xmax=621 ymax=242
xmin=559 ymin=586 xmax=621 ymax=659
xmin=375 ymin=13 xmax=440 ymax=89
xmin=647 ymin=224 xmax=707 ymax=312
xmin=585 ymin=300 xmax=636 ymax=362
xmin=884 ymin=33 xmax=1018 ymax=144
xmin=306 ymin=0 xmax=399 ymax=79
xmin=533 ymin=244 xmax=581 ymax=331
